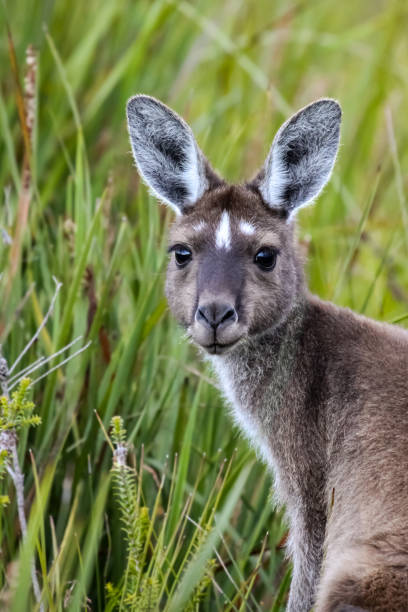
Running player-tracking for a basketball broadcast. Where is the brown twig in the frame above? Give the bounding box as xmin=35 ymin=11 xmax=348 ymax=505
xmin=4 ymin=42 xmax=38 ymax=308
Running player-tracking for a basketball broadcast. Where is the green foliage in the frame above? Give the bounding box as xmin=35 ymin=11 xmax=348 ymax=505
xmin=0 ymin=0 xmax=407 ymax=609
xmin=107 ymin=415 xmax=222 ymax=611
xmin=0 ymin=379 xmax=41 ymax=509
xmin=0 ymin=379 xmax=41 ymax=431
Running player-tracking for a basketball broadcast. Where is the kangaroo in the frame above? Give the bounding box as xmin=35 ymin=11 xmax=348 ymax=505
xmin=126 ymin=95 xmax=408 ymax=612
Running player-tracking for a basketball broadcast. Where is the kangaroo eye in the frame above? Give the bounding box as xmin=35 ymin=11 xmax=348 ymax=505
xmin=174 ymin=246 xmax=192 ymax=267
xmin=254 ymin=247 xmax=278 ymax=271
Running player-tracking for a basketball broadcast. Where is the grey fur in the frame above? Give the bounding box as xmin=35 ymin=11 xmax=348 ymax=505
xmin=126 ymin=96 xmax=408 ymax=611
xmin=126 ymin=95 xmax=214 ymax=214
xmin=252 ymin=99 xmax=341 ymax=216
xmin=334 ymin=605 xmax=368 ymax=612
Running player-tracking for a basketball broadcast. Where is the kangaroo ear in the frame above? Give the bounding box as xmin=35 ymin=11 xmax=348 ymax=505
xmin=251 ymin=99 xmax=341 ymax=217
xmin=126 ymin=95 xmax=220 ymax=215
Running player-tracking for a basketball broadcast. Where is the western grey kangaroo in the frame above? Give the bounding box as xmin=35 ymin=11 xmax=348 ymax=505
xmin=126 ymin=95 xmax=408 ymax=612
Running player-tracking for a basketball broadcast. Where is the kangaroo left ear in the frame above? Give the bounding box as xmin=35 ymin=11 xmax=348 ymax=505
xmin=126 ymin=95 xmax=222 ymax=215
xmin=250 ymin=99 xmax=341 ymax=217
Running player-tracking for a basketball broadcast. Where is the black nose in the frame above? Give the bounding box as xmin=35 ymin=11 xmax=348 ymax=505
xmin=196 ymin=302 xmax=238 ymax=330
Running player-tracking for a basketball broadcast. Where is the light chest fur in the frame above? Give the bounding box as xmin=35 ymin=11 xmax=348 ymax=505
xmin=209 ymin=303 xmax=309 ymax=500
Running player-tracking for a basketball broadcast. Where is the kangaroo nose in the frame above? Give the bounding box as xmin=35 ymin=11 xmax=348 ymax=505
xmin=196 ymin=302 xmax=238 ymax=330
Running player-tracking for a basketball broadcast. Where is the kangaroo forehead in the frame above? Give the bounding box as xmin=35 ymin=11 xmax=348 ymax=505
xmin=190 ymin=184 xmax=272 ymax=220
xmin=170 ymin=184 xmax=284 ymax=244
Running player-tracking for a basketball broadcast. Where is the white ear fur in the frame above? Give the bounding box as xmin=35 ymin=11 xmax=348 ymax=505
xmin=126 ymin=95 xmax=209 ymax=214
xmin=255 ymin=99 xmax=342 ymax=217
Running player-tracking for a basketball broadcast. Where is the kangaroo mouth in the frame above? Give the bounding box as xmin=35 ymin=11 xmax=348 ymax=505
xmin=203 ymin=340 xmax=238 ymax=355
xmin=189 ymin=323 xmax=244 ymax=355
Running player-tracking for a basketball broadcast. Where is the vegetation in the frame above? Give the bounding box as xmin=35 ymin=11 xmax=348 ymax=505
xmin=0 ymin=0 xmax=407 ymax=609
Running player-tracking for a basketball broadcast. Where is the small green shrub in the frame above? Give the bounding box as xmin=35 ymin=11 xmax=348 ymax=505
xmin=106 ymin=415 xmax=248 ymax=611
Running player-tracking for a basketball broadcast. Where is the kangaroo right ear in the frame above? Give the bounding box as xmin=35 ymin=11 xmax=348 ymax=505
xmin=251 ymin=99 xmax=341 ymax=218
xmin=126 ymin=95 xmax=220 ymax=215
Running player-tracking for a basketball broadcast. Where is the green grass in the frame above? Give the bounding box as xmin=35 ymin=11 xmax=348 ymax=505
xmin=0 ymin=0 xmax=408 ymax=609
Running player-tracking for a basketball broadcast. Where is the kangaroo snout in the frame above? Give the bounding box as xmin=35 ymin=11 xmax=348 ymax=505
xmin=195 ymin=302 xmax=238 ymax=330
xmin=192 ymin=298 xmax=242 ymax=354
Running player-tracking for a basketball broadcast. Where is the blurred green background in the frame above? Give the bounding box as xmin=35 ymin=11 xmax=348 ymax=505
xmin=1 ymin=0 xmax=407 ymax=609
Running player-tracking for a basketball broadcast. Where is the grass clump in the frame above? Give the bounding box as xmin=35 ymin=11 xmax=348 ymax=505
xmin=106 ymin=415 xmax=258 ymax=611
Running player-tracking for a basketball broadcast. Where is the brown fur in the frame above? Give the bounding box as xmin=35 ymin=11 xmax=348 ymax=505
xmin=165 ymin=185 xmax=408 ymax=611
xmin=127 ymin=96 xmax=408 ymax=611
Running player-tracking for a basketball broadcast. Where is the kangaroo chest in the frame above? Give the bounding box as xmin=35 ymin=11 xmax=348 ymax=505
xmin=212 ymin=355 xmax=275 ymax=467
xmin=209 ymin=329 xmax=326 ymax=509
xmin=210 ymin=333 xmax=299 ymax=473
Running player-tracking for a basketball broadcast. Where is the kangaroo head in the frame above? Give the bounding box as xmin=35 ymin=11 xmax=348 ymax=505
xmin=126 ymin=96 xmax=341 ymax=354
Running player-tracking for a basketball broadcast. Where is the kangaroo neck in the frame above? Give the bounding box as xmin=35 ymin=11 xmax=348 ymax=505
xmin=210 ymin=297 xmax=308 ymax=417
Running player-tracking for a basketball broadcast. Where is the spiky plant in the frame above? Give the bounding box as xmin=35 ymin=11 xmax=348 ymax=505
xmin=107 ymin=416 xmax=235 ymax=611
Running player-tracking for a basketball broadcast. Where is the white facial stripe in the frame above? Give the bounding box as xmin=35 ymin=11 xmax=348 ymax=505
xmin=239 ymin=220 xmax=255 ymax=235
xmin=215 ymin=211 xmax=231 ymax=250
xmin=192 ymin=221 xmax=207 ymax=232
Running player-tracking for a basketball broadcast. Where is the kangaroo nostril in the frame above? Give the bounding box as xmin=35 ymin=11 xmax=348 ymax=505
xmin=197 ymin=307 xmax=210 ymax=326
xmin=221 ymin=308 xmax=237 ymax=324
xmin=196 ymin=303 xmax=237 ymax=330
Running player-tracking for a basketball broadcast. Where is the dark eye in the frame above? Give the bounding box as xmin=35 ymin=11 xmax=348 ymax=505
xmin=254 ymin=247 xmax=278 ymax=271
xmin=174 ymin=246 xmax=192 ymax=267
